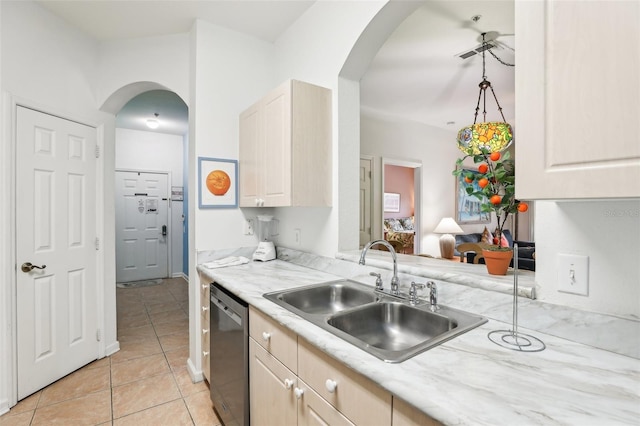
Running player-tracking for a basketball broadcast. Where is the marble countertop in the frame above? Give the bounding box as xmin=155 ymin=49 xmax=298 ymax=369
xmin=197 ymin=257 xmax=639 ymax=425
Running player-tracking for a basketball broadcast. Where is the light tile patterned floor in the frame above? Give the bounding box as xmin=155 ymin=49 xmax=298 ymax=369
xmin=0 ymin=277 xmax=222 ymax=426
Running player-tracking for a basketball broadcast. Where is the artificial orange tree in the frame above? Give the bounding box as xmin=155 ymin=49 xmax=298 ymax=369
xmin=453 ymin=149 xmax=527 ymax=249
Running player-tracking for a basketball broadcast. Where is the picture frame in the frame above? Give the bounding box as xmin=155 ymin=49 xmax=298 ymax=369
xmin=198 ymin=157 xmax=238 ymax=209
xmin=383 ymin=192 xmax=400 ymax=213
xmin=456 ymin=167 xmax=491 ymax=224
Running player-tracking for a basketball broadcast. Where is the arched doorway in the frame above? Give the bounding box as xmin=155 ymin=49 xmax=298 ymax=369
xmin=100 ymin=81 xmax=189 ymax=339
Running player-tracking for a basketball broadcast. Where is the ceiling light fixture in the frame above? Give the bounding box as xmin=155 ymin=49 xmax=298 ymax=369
xmin=146 ymin=113 xmax=159 ymax=129
xmin=456 ymin=33 xmax=513 ymax=155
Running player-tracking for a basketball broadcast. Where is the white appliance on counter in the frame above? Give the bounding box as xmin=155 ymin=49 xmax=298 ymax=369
xmin=253 ymin=215 xmax=278 ymax=261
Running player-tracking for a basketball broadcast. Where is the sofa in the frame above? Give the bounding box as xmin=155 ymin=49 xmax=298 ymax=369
xmin=383 ymin=217 xmax=415 ymax=254
xmin=455 ymin=229 xmax=536 ymax=271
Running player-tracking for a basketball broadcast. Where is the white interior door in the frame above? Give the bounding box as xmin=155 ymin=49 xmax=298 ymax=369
xmin=115 ymin=171 xmax=169 ymax=282
xmin=16 ymin=106 xmax=98 ymax=400
xmin=359 ymin=157 xmax=372 ymax=247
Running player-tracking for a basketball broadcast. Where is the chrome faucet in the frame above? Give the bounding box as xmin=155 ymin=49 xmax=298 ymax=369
xmin=359 ymin=239 xmax=399 ymax=295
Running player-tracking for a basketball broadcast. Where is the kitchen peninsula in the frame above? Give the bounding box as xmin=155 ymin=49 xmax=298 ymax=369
xmin=197 ymin=248 xmax=639 ymax=425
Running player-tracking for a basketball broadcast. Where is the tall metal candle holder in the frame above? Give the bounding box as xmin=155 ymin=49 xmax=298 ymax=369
xmin=488 ymin=243 xmax=546 ymax=352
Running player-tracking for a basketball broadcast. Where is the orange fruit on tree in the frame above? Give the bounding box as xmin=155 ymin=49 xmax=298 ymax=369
xmin=206 ymin=170 xmax=231 ymax=196
xmin=490 ymin=194 xmax=502 ymax=205
xmin=489 ymin=152 xmax=501 ymax=161
xmin=478 ymin=163 xmax=489 ymax=174
xmin=464 ymin=175 xmax=474 ymax=184
xmin=517 ymin=202 xmax=529 ymax=212
xmin=478 ymin=177 xmax=489 ymax=188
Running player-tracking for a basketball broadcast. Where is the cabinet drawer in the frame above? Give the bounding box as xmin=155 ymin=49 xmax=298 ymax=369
xmin=298 ymin=339 xmax=391 ymax=426
xmin=249 ymin=306 xmax=297 ymax=373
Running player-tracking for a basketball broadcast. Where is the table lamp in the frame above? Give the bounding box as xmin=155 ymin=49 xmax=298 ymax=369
xmin=434 ymin=217 xmax=464 ymax=259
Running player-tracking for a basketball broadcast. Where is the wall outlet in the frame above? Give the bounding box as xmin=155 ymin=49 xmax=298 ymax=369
xmin=557 ymin=254 xmax=589 ymax=296
xmin=294 ymin=228 xmax=301 ymax=246
xmin=244 ymin=219 xmax=254 ymax=236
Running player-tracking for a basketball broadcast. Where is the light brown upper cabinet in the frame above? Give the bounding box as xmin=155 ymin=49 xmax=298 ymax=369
xmin=239 ymin=80 xmax=332 ymax=207
xmin=515 ymin=0 xmax=639 ymax=199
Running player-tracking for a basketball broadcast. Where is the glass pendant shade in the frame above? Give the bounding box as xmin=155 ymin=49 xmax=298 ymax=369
xmin=457 ymin=33 xmax=513 ymax=156
xmin=457 ymin=122 xmax=513 ymax=155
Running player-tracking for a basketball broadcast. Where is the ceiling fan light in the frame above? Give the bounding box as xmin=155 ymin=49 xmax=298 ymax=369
xmin=146 ymin=118 xmax=159 ymax=129
xmin=457 ymin=122 xmax=513 ymax=155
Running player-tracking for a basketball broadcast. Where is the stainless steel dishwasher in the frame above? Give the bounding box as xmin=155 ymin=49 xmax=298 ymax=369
xmin=209 ymin=282 xmax=249 ymax=426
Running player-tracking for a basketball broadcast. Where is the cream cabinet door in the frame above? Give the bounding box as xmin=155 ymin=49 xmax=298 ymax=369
xmin=262 ymin=81 xmax=293 ymax=206
xmin=515 ymin=0 xmax=640 ymax=199
xmin=239 ymin=103 xmax=262 ymax=207
xmin=249 ymin=338 xmax=297 ymax=426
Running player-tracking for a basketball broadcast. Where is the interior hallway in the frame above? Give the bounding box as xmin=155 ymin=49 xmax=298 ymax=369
xmin=0 ymin=277 xmax=221 ymax=425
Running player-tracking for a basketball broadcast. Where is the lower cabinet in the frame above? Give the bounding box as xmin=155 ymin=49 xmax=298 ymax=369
xmin=392 ymin=397 xmax=442 ymax=426
xmin=249 ymin=307 xmax=440 ymax=426
xmin=249 ymin=339 xmax=354 ymax=426
xmin=249 ymin=338 xmax=297 ymax=426
xmin=297 ymin=339 xmax=390 ymax=425
xmin=199 ymin=277 xmax=211 ymax=382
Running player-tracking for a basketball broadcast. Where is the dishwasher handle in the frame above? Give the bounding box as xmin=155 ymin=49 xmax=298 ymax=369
xmin=211 ymin=296 xmax=243 ymax=326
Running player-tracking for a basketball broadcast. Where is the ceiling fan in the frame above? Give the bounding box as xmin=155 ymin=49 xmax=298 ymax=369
xmin=456 ymin=31 xmax=514 ymax=66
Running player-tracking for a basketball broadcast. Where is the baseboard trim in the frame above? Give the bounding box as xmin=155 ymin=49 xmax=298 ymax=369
xmin=0 ymin=399 xmax=9 ymax=417
xmin=171 ymin=272 xmax=188 ymax=282
xmin=105 ymin=341 xmax=120 ymax=357
xmin=187 ymin=357 xmax=204 ymax=383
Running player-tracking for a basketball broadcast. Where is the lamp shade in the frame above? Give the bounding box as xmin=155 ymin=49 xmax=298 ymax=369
xmin=433 ymin=218 xmax=464 ymax=235
xmin=457 ymin=122 xmax=513 ymax=155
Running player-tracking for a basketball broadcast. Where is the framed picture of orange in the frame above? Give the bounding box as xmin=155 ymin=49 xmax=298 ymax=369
xmin=198 ymin=157 xmax=238 ymax=209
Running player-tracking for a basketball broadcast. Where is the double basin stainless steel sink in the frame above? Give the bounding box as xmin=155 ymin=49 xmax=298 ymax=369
xmin=264 ymin=279 xmax=487 ymax=363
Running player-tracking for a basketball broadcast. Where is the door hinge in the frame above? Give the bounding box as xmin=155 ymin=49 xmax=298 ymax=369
xmin=95 ymin=237 xmax=100 ymax=251
xmin=96 ymin=329 xmax=101 ymax=342
xmin=368 ymin=170 xmax=372 ymax=178
xmin=95 ymin=145 xmax=100 ymax=158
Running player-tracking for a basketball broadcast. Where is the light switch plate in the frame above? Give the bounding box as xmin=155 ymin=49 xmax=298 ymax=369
xmin=557 ymin=254 xmax=589 ymax=296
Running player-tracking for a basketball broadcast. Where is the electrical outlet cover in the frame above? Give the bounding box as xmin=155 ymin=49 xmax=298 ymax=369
xmin=557 ymin=254 xmax=589 ymax=296
xmin=244 ymin=219 xmax=254 ymax=236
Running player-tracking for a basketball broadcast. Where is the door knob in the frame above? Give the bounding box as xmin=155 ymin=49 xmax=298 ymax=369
xmin=21 ymin=262 xmax=46 ymax=273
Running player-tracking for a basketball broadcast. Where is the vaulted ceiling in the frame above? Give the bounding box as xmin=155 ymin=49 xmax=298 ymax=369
xmin=35 ymin=0 xmax=514 ymax=135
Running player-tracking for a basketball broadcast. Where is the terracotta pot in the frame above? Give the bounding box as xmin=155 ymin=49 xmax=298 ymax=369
xmin=482 ymin=249 xmax=513 ymax=276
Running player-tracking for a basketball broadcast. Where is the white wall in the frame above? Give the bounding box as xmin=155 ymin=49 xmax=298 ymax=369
xmin=115 ymin=128 xmax=185 ymax=276
xmin=0 ymin=0 xmax=116 ymax=412
xmin=535 ymin=200 xmax=640 ymax=319
xmin=272 ymin=1 xmax=396 ymax=256
xmin=97 ymin=34 xmax=190 ymax=109
xmin=187 ymin=19 xmax=277 ymax=380
xmin=190 ymin=20 xmax=275 ymax=255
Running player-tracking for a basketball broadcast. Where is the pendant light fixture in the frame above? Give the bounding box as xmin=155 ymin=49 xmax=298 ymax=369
xmin=146 ymin=113 xmax=159 ymax=129
xmin=456 ymin=33 xmax=513 ymax=155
